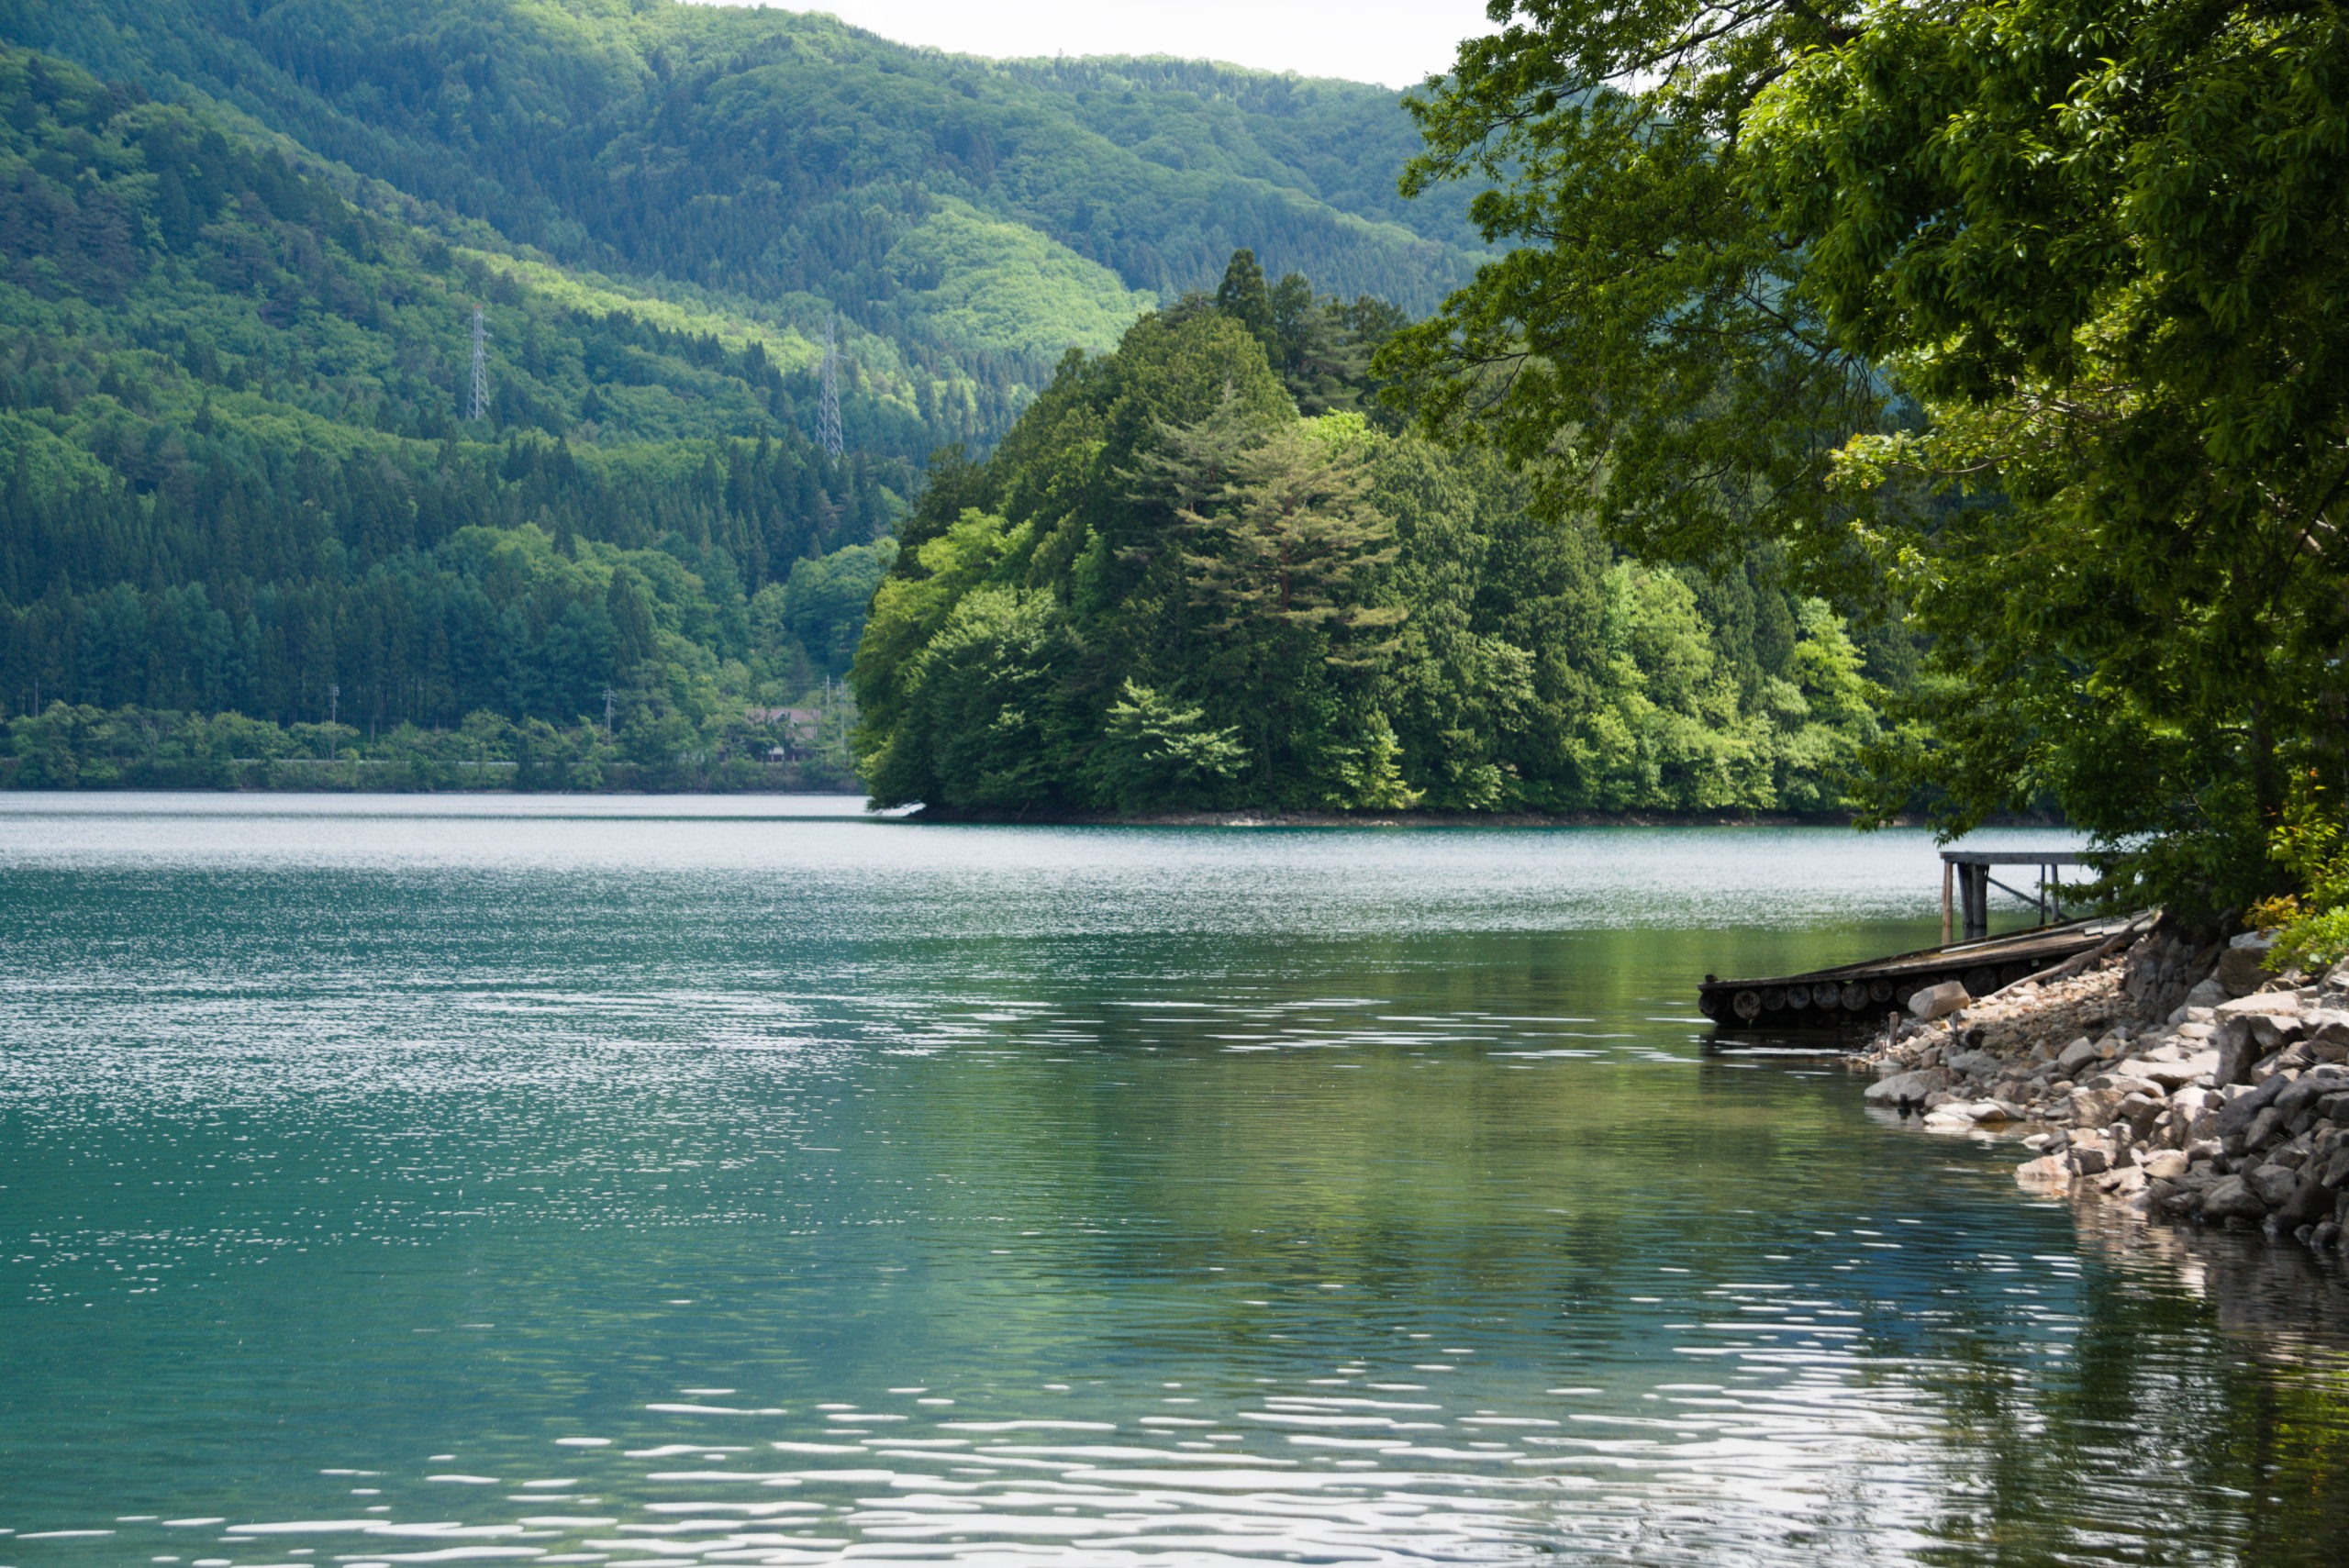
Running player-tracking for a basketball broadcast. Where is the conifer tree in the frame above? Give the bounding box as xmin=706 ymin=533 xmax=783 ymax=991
xmin=1213 ymin=249 xmax=1277 ymax=356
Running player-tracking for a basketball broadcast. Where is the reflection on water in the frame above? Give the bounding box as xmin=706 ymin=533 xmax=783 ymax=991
xmin=0 ymin=797 xmax=2344 ymax=1566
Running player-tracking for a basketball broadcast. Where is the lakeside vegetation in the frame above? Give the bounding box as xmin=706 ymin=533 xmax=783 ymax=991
xmin=1380 ymin=0 xmax=2349 ymax=934
xmin=0 ymin=699 xmax=860 ymax=792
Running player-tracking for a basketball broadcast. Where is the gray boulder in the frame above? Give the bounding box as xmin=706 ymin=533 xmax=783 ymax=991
xmin=2248 ymin=1163 xmax=2304 ymax=1208
xmin=1865 ymin=1067 xmax=1954 ymax=1106
xmin=2273 ymin=1175 xmax=2335 ymax=1231
xmin=2117 ymin=1092 xmax=2166 ymax=1140
xmin=2055 ymin=1037 xmax=2101 ymax=1077
xmin=2216 ymin=990 xmax=2302 ymax=1018
xmin=2273 ymin=1065 xmax=2349 ymax=1120
xmin=2201 ymin=1175 xmax=2269 ymax=1223
xmin=2214 ymin=1011 xmax=2307 ymax=1084
xmin=2214 ymin=945 xmax=2275 ymax=996
xmin=2069 ymin=1144 xmax=2112 ymax=1176
xmin=2240 ymin=1105 xmax=2288 ymax=1154
xmin=2212 ymin=1072 xmax=2296 ymax=1140
xmin=1909 ymin=981 xmax=1969 ymax=1021
xmin=2129 ymin=1053 xmax=2216 ymax=1091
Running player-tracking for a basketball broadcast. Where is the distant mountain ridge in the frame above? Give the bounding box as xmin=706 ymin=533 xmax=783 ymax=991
xmin=0 ymin=2 xmax=1491 ymax=748
xmin=0 ymin=0 xmax=1484 ymax=447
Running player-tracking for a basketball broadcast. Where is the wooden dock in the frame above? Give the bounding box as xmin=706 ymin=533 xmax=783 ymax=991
xmin=1941 ymin=850 xmax=2088 ymax=941
xmin=1696 ymin=915 xmax=2133 ymax=1031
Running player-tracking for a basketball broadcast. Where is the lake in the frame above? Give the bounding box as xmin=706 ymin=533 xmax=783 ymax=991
xmin=3 ymin=795 xmax=2346 ymax=1567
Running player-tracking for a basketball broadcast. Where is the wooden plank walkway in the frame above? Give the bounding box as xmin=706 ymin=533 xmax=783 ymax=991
xmin=1696 ymin=914 xmax=2135 ymax=1032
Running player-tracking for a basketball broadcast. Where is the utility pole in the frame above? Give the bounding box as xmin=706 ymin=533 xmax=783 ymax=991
xmin=818 ymin=316 xmax=843 ymax=459
xmin=468 ymin=305 xmax=490 ymax=423
xmin=603 ymin=685 xmax=617 ymax=737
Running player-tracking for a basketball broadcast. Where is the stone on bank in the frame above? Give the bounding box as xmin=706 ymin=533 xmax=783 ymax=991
xmin=1853 ymin=924 xmax=2349 ymax=1253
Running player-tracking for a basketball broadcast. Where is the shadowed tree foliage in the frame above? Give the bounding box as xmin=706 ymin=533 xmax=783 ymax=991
xmin=1391 ymin=0 xmax=2349 ymax=914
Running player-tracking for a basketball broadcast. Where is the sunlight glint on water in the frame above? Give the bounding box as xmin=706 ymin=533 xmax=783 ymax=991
xmin=2 ymin=795 xmax=2346 ymax=1568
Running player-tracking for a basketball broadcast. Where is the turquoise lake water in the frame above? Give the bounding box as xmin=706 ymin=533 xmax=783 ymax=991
xmin=2 ymin=795 xmax=2346 ymax=1566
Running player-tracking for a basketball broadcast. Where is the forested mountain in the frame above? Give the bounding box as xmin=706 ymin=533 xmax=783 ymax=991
xmin=0 ymin=0 xmax=1506 ymax=781
xmin=0 ymin=2 xmax=1908 ymax=808
xmin=0 ymin=44 xmax=899 ymax=740
xmin=2 ymin=0 xmax=1485 ymax=451
xmin=853 ymin=257 xmax=1899 ymax=817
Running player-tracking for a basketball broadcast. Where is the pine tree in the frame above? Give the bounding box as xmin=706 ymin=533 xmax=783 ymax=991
xmin=1213 ymin=249 xmax=1275 ymax=354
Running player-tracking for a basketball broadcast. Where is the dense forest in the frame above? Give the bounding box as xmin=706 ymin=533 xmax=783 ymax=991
xmin=0 ymin=39 xmax=904 ymax=762
xmin=0 ymin=1 xmax=1518 ymax=792
xmin=852 ymin=253 xmax=1904 ymax=816
xmin=0 ymin=1 xmax=1911 ymax=812
xmin=1 ymin=0 xmax=1487 ymax=455
xmin=1386 ymin=0 xmax=2349 ymax=929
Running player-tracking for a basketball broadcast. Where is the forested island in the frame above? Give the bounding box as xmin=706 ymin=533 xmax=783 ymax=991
xmin=853 ymin=250 xmax=1898 ymax=816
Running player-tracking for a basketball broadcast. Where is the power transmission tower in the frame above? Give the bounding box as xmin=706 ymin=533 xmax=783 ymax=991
xmin=817 ymin=316 xmax=844 ymax=459
xmin=468 ymin=305 xmax=490 ymax=423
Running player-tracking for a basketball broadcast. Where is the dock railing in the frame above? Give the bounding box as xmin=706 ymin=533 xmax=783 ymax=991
xmin=1942 ymin=851 xmax=2088 ymax=942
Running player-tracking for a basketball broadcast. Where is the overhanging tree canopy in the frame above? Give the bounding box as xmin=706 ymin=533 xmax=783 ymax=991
xmin=1392 ymin=0 xmax=2349 ymax=915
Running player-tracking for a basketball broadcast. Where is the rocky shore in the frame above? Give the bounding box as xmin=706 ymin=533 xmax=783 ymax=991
xmin=1854 ymin=924 xmax=2349 ymax=1253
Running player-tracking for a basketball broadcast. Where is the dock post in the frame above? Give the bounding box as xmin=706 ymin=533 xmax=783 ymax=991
xmin=1961 ymin=862 xmax=1990 ymax=941
xmin=1941 ymin=862 xmax=1954 ymax=946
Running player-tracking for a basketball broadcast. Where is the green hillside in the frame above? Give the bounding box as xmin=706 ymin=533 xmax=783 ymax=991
xmin=0 ymin=4 xmax=1500 ymax=779
xmin=0 ymin=44 xmax=898 ymax=737
xmin=1 ymin=0 xmax=1486 ymax=451
xmin=0 ymin=2 xmax=1916 ymax=810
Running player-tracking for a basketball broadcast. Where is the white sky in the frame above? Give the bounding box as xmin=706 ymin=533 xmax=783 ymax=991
xmin=696 ymin=0 xmax=1501 ymax=89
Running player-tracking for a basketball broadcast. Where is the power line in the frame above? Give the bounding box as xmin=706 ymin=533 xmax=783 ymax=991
xmin=818 ymin=316 xmax=843 ymax=459
xmin=468 ymin=304 xmax=490 ymax=423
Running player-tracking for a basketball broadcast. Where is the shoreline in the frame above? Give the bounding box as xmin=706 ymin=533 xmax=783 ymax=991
xmin=1852 ymin=923 xmax=2349 ymax=1255
xmin=0 ymin=774 xmax=858 ymax=796
xmin=907 ymin=806 xmax=2016 ymax=828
